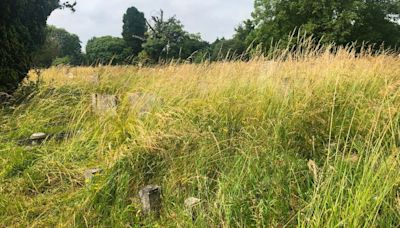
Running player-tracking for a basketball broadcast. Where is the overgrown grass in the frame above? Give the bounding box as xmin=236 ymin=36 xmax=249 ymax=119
xmin=0 ymin=46 xmax=399 ymax=227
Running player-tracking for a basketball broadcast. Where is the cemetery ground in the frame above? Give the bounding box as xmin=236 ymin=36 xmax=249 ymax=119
xmin=1 ymin=47 xmax=400 ymax=227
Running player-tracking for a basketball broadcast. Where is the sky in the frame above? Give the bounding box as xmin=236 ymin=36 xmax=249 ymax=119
xmin=48 ymin=0 xmax=254 ymax=50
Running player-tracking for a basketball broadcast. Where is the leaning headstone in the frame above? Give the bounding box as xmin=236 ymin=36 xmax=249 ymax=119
xmin=184 ymin=197 xmax=201 ymax=221
xmin=91 ymin=93 xmax=118 ymax=114
xmin=127 ymin=92 xmax=159 ymax=116
xmin=139 ymin=185 xmax=162 ymax=217
xmin=30 ymin=132 xmax=47 ymax=145
xmin=83 ymin=168 xmax=102 ymax=181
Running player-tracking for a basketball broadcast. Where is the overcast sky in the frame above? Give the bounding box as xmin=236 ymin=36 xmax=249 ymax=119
xmin=48 ymin=0 xmax=254 ymax=50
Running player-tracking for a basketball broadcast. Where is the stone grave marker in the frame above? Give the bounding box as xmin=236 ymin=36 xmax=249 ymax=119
xmin=91 ymin=93 xmax=118 ymax=114
xmin=139 ymin=185 xmax=162 ymax=217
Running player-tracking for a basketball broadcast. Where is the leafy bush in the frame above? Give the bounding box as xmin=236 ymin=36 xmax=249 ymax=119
xmin=86 ymin=36 xmax=132 ymax=65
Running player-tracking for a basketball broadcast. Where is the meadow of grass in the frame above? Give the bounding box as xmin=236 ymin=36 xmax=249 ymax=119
xmin=0 ymin=45 xmax=400 ymax=227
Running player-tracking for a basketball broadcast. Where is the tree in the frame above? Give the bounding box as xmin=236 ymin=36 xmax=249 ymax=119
xmin=210 ymin=38 xmax=244 ymax=61
xmin=122 ymin=7 xmax=147 ymax=56
xmin=180 ymin=34 xmax=209 ymax=62
xmin=141 ymin=10 xmax=209 ymax=63
xmin=209 ymin=20 xmax=255 ymax=61
xmin=252 ymin=0 xmax=400 ymax=48
xmin=0 ymin=0 xmax=76 ymax=93
xmin=32 ymin=31 xmax=61 ymax=68
xmin=86 ymin=36 xmax=131 ymax=65
xmin=47 ymin=26 xmax=82 ymax=65
xmin=234 ymin=19 xmax=255 ymax=46
xmin=33 ymin=25 xmax=82 ymax=67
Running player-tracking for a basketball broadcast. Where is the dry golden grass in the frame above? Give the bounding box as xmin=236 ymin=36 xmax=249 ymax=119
xmin=0 ymin=47 xmax=399 ymax=227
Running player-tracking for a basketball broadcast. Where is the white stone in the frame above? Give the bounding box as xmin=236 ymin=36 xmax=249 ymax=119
xmin=30 ymin=132 xmax=47 ymax=140
xmin=184 ymin=197 xmax=201 ymax=208
xmin=83 ymin=168 xmax=102 ymax=180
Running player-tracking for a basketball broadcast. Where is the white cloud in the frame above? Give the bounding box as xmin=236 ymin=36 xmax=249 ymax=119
xmin=47 ymin=0 xmax=253 ymax=50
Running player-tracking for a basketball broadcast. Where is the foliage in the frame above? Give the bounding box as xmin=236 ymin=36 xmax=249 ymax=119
xmin=122 ymin=7 xmax=147 ymax=56
xmin=85 ymin=36 xmax=132 ymax=65
xmin=209 ymin=20 xmax=254 ymax=61
xmin=141 ymin=11 xmax=209 ymax=63
xmin=33 ymin=25 xmax=82 ymax=67
xmin=32 ymin=32 xmax=60 ymax=68
xmin=47 ymin=26 xmax=82 ymax=65
xmin=52 ymin=56 xmax=72 ymax=66
xmin=252 ymin=0 xmax=400 ymax=48
xmin=0 ymin=0 xmax=75 ymax=93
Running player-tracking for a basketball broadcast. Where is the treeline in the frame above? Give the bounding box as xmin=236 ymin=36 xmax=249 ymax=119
xmin=35 ymin=8 xmax=253 ymax=66
xmin=1 ymin=0 xmax=399 ymax=92
xmin=35 ymin=1 xmax=400 ymax=67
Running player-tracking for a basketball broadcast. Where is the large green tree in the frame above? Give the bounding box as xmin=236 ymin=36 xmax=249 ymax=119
xmin=252 ymin=0 xmax=400 ymax=48
xmin=48 ymin=26 xmax=82 ymax=65
xmin=32 ymin=30 xmax=61 ymax=68
xmin=33 ymin=25 xmax=82 ymax=67
xmin=141 ymin=11 xmax=209 ymax=63
xmin=122 ymin=7 xmax=147 ymax=56
xmin=210 ymin=20 xmax=255 ymax=61
xmin=0 ymin=0 xmax=75 ymax=93
xmin=86 ymin=36 xmax=132 ymax=65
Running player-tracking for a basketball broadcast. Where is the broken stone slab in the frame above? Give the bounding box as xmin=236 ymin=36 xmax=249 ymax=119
xmin=29 ymin=132 xmax=48 ymax=145
xmin=91 ymin=93 xmax=118 ymax=114
xmin=139 ymin=185 xmax=162 ymax=216
xmin=16 ymin=133 xmax=47 ymax=146
xmin=83 ymin=168 xmax=103 ymax=181
xmin=30 ymin=132 xmax=47 ymax=140
xmin=184 ymin=197 xmax=201 ymax=221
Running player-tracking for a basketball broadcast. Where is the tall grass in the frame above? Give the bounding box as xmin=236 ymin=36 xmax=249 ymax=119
xmin=0 ymin=44 xmax=399 ymax=227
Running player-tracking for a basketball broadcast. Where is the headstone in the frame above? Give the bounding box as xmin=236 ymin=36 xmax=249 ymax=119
xmin=91 ymin=93 xmax=118 ymax=114
xmin=127 ymin=92 xmax=159 ymax=116
xmin=139 ymin=185 xmax=162 ymax=216
xmin=83 ymin=168 xmax=102 ymax=181
xmin=184 ymin=197 xmax=201 ymax=221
